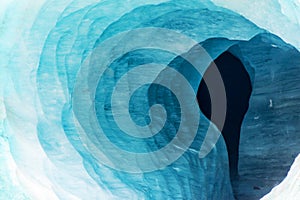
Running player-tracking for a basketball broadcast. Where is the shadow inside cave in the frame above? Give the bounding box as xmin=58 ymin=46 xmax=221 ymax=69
xmin=196 ymin=51 xmax=252 ymax=186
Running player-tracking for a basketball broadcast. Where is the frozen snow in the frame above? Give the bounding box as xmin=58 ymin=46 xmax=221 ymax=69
xmin=211 ymin=0 xmax=300 ymax=50
xmin=262 ymin=154 xmax=300 ymax=200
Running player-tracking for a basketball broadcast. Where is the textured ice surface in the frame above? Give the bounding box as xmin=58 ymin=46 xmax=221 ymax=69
xmin=261 ymin=154 xmax=300 ymax=200
xmin=0 ymin=0 xmax=299 ymax=200
xmin=211 ymin=0 xmax=300 ymax=50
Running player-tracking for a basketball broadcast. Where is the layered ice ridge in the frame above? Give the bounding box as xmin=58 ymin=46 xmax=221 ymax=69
xmin=0 ymin=0 xmax=299 ymax=199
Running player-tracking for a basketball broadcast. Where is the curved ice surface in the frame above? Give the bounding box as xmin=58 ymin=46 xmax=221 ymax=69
xmin=0 ymin=0 xmax=299 ymax=199
xmin=262 ymin=154 xmax=300 ymax=200
xmin=212 ymin=0 xmax=300 ymax=50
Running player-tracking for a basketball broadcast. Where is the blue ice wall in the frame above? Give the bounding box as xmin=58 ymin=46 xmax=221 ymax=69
xmin=0 ymin=0 xmax=299 ymax=199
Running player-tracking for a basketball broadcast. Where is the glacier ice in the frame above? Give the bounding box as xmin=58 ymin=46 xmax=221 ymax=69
xmin=261 ymin=154 xmax=300 ymax=200
xmin=211 ymin=0 xmax=300 ymax=50
xmin=0 ymin=0 xmax=300 ymax=199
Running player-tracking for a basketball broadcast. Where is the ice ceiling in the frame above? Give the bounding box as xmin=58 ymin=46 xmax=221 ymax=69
xmin=0 ymin=0 xmax=299 ymax=199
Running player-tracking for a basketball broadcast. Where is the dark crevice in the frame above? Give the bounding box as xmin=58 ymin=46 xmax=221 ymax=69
xmin=197 ymin=51 xmax=252 ymax=182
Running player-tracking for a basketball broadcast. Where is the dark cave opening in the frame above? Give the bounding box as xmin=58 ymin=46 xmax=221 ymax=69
xmin=197 ymin=51 xmax=253 ymax=181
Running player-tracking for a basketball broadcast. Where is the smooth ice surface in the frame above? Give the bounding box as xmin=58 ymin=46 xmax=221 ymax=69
xmin=0 ymin=0 xmax=299 ymax=199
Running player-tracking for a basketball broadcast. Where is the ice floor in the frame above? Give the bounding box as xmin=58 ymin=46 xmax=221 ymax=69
xmin=234 ymin=128 xmax=300 ymax=199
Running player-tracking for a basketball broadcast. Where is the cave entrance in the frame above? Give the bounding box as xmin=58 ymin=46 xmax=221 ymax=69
xmin=197 ymin=51 xmax=252 ymax=181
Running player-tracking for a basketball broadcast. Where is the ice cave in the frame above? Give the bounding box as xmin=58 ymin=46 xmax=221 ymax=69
xmin=197 ymin=50 xmax=253 ymax=181
xmin=0 ymin=0 xmax=300 ymax=200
